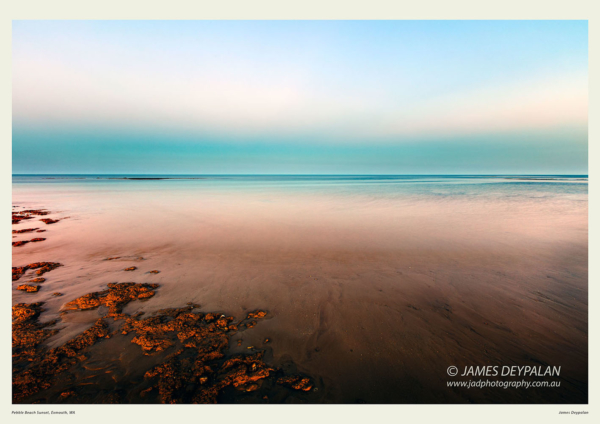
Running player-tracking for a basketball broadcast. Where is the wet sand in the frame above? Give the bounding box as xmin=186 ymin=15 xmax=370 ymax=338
xmin=12 ymin=179 xmax=588 ymax=403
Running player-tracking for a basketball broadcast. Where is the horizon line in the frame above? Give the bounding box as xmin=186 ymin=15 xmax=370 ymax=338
xmin=12 ymin=173 xmax=589 ymax=177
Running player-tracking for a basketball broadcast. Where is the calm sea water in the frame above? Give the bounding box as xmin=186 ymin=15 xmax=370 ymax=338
xmin=12 ymin=174 xmax=589 ymax=202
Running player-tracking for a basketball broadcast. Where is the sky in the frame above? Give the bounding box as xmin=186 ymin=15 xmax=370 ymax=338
xmin=12 ymin=20 xmax=588 ymax=174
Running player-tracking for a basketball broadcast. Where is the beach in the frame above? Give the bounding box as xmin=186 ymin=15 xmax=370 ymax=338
xmin=12 ymin=175 xmax=588 ymax=403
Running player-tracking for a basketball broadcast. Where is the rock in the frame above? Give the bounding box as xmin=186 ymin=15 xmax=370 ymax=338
xmin=12 ymin=228 xmax=39 ymax=234
xmin=32 ymin=262 xmax=63 ymax=276
xmin=13 ymin=282 xmax=316 ymax=404
xmin=21 ymin=209 xmax=50 ymax=216
xmin=13 ymin=262 xmax=63 ymax=281
xmin=247 ymin=310 xmax=267 ymax=319
xmin=12 ymin=312 xmax=108 ymax=402
xmin=17 ymin=285 xmax=40 ymax=293
xmin=63 ymin=283 xmax=160 ymax=316
xmin=12 ymin=215 xmax=34 ymax=224
xmin=12 ymin=302 xmax=45 ymax=323
xmin=243 ymin=383 xmax=260 ymax=392
xmin=277 ymin=375 xmax=314 ymax=391
xmin=28 ymin=278 xmax=46 ymax=283
xmin=12 ymin=210 xmax=51 ymax=224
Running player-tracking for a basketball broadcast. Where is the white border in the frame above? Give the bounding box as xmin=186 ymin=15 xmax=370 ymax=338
xmin=2 ymin=1 xmax=597 ymax=423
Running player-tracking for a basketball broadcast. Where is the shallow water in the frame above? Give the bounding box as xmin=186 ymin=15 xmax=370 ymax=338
xmin=12 ymin=175 xmax=588 ymax=403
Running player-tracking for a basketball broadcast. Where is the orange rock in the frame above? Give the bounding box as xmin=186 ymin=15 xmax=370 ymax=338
xmin=12 ymin=267 xmax=28 ymax=281
xmin=17 ymin=285 xmax=40 ymax=293
xmin=277 ymin=375 xmax=314 ymax=391
xmin=12 ymin=228 xmax=39 ymax=234
xmin=13 ymin=282 xmax=315 ymax=404
xmin=22 ymin=262 xmax=62 ymax=278
xmin=247 ymin=310 xmax=267 ymax=319
xmin=12 ymin=302 xmax=45 ymax=324
xmin=21 ymin=209 xmax=50 ymax=216
xmin=12 ymin=214 xmax=34 ymax=224
xmin=12 ymin=209 xmax=51 ymax=226
xmin=35 ymin=265 xmax=60 ymax=276
xmin=13 ymin=316 xmax=109 ymax=402
xmin=28 ymin=278 xmax=46 ymax=283
xmin=204 ymin=313 xmax=217 ymax=322
xmin=63 ymin=283 xmax=159 ymax=316
xmin=13 ymin=238 xmax=46 ymax=247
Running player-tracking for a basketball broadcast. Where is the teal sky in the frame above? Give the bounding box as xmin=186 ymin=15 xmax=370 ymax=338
xmin=12 ymin=20 xmax=588 ymax=174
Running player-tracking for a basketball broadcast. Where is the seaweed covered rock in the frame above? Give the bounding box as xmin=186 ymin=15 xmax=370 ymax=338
xmin=13 ymin=303 xmax=59 ymax=389
xmin=17 ymin=285 xmax=40 ymax=293
xmin=13 ymin=262 xmax=63 ymax=281
xmin=247 ymin=310 xmax=267 ymax=319
xmin=13 ymin=283 xmax=315 ymax=404
xmin=63 ymin=283 xmax=159 ymax=316
xmin=277 ymin=375 xmax=314 ymax=391
xmin=12 ymin=214 xmax=33 ymax=224
xmin=13 ymin=302 xmax=45 ymax=324
xmin=132 ymin=306 xmax=275 ymax=403
xmin=13 ymin=228 xmax=39 ymax=234
xmin=21 ymin=209 xmax=50 ymax=216
xmin=13 ymin=238 xmax=46 ymax=248
xmin=13 ymin=318 xmax=109 ymax=402
xmin=32 ymin=262 xmax=62 ymax=276
xmin=12 ymin=210 xmax=50 ymax=224
xmin=28 ymin=278 xmax=46 ymax=283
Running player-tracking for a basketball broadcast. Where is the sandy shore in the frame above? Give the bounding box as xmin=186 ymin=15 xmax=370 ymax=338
xmin=12 ymin=180 xmax=588 ymax=403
